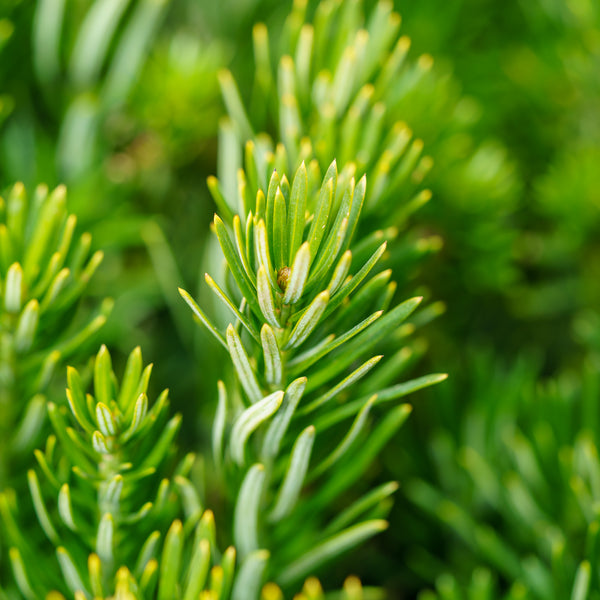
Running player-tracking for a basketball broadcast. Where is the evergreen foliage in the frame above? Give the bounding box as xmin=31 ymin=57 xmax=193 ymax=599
xmin=0 ymin=0 xmax=598 ymax=598
xmin=0 ymin=182 xmax=109 ymax=490
xmin=409 ymin=354 xmax=600 ymax=598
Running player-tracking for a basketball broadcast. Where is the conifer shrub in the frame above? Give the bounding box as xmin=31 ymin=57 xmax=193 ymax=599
xmin=0 ymin=0 xmax=599 ymax=598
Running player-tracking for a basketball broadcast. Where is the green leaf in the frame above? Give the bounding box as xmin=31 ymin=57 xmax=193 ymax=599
xmin=308 ymin=176 xmax=334 ymax=263
xmin=32 ymin=0 xmax=65 ymax=80
xmin=233 ymin=214 xmax=256 ymax=284
xmin=4 ymin=262 xmax=23 ymax=313
xmin=344 ymin=174 xmax=366 ymax=249
xmin=92 ymin=431 xmax=110 ymax=454
xmin=317 ymin=373 xmax=449 ymax=429
xmin=231 ymin=550 xmax=270 ymax=600
xmin=283 ymin=241 xmax=311 ymax=305
xmin=140 ymin=414 xmax=181 ymax=470
xmin=278 ymin=520 xmax=388 ymax=586
xmin=139 ymin=560 xmax=159 ymax=596
xmin=322 ymin=242 xmax=387 ymax=319
xmin=571 ymin=561 xmax=591 ymax=600
xmin=266 ymin=170 xmax=280 ymax=253
xmin=273 ymin=187 xmax=288 ymax=270
xmin=11 ymin=394 xmax=46 ymax=453
xmin=207 ymin=175 xmax=235 ymax=224
xmin=56 ymin=547 xmax=88 ymax=596
xmin=234 ymin=464 xmax=266 ymax=558
xmin=324 ymin=481 xmax=399 ymax=537
xmin=23 ymin=184 xmax=66 ymax=281
xmin=88 ymin=554 xmax=103 ymax=598
xmin=175 ymin=475 xmax=202 ymax=523
xmin=332 ymin=46 xmax=357 ymax=115
xmin=95 ymin=402 xmax=117 ymax=437
xmin=58 ymin=484 xmax=77 ymax=531
xmin=317 ymin=404 xmax=412 ymax=503
xmin=284 ymin=290 xmax=329 ymax=349
xmin=70 ymin=0 xmax=130 ymax=87
xmin=221 ymin=546 xmax=237 ymax=600
xmin=182 ymin=539 xmax=211 ymax=600
xmin=311 ymin=396 xmax=376 ymax=478
xmin=103 ymin=474 xmax=124 ymax=510
xmin=14 ymin=299 xmax=39 ymax=353
xmin=302 ymin=355 xmax=382 ymax=408
xmin=8 ymin=548 xmax=37 ymax=600
xmin=261 ymin=377 xmax=307 ymax=460
xmin=288 ymin=310 xmax=383 ymax=375
xmin=96 ymin=513 xmax=114 ymax=566
xmin=102 ymin=0 xmax=168 ymax=106
xmin=27 ymin=470 xmax=59 ymax=544
xmin=218 ymin=69 xmax=254 ymax=142
xmin=310 ymin=297 xmax=422 ymax=389
xmin=213 ymin=381 xmax=227 ymax=472
xmin=257 ymin=265 xmax=281 ymax=328
xmin=261 ymin=324 xmax=283 ymax=387
xmin=179 ymin=287 xmax=227 ymax=349
xmin=287 ymin=161 xmax=307 ymax=264
xmin=205 ymin=273 xmax=260 ymax=343
xmin=255 ymin=219 xmax=278 ymax=290
xmin=158 ymin=520 xmax=184 ymax=600
xmin=269 ymin=426 xmax=315 ymax=522
xmin=121 ymin=393 xmax=148 ymax=442
xmin=214 ymin=215 xmax=261 ymax=317
xmin=326 ymin=249 xmax=352 ymax=295
xmin=226 ymin=324 xmax=263 ymax=404
xmin=116 ymin=346 xmax=142 ymax=411
xmin=94 ymin=345 xmax=113 ymax=408
xmin=230 ymin=391 xmax=284 ymax=465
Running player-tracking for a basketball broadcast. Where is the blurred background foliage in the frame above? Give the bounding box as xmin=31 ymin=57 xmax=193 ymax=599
xmin=0 ymin=0 xmax=598 ymax=597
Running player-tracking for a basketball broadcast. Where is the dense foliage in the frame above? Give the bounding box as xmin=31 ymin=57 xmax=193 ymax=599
xmin=0 ymin=0 xmax=597 ymax=598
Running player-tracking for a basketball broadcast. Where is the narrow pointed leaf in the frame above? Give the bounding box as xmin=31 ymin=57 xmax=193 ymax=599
xmin=269 ymin=426 xmax=315 ymax=522
xmin=58 ymin=484 xmax=77 ymax=531
xmin=255 ymin=220 xmax=278 ymax=290
xmin=56 ymin=547 xmax=88 ymax=596
xmin=257 ymin=265 xmax=281 ymax=328
xmin=285 ymin=291 xmax=329 ymax=349
xmin=179 ymin=288 xmax=227 ymax=349
xmin=226 ymin=324 xmax=263 ymax=404
xmin=312 ymin=396 xmax=376 ymax=478
xmin=96 ymin=513 xmax=114 ymax=565
xmin=261 ymin=324 xmax=283 ymax=387
xmin=278 ymin=520 xmax=388 ymax=586
xmin=317 ymin=373 xmax=449 ymax=430
xmin=262 ymin=378 xmax=307 ymax=460
xmin=234 ymin=464 xmax=266 ymax=558
xmin=214 ymin=215 xmax=260 ymax=317
xmin=183 ymin=539 xmax=211 ymax=600
xmin=302 ymin=355 xmax=382 ymax=408
xmin=117 ymin=347 xmax=142 ymax=410
xmin=213 ymin=381 xmax=227 ymax=472
xmin=288 ymin=161 xmax=307 ymax=264
xmin=158 ymin=520 xmax=184 ymax=600
xmin=307 ymin=178 xmax=334 ymax=263
xmin=231 ymin=550 xmax=270 ymax=600
xmin=205 ymin=273 xmax=260 ymax=342
xmin=283 ymin=242 xmax=310 ymax=305
xmin=230 ymin=391 xmax=284 ymax=465
xmin=273 ymin=188 xmax=288 ymax=270
xmin=288 ymin=310 xmax=383 ymax=375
